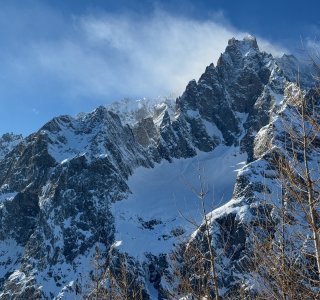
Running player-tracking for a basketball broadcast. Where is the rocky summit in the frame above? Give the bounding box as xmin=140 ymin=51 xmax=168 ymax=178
xmin=0 ymin=36 xmax=318 ymax=299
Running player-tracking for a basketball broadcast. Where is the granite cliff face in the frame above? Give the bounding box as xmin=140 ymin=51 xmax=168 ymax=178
xmin=0 ymin=36 xmax=317 ymax=299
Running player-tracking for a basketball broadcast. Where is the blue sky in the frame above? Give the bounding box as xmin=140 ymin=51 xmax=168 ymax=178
xmin=1 ymin=0 xmax=319 ymax=136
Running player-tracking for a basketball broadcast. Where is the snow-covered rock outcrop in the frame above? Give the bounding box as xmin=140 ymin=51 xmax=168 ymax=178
xmin=0 ymin=36 xmax=317 ymax=299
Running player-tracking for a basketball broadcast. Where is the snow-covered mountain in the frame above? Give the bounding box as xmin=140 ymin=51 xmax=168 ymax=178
xmin=0 ymin=36 xmax=318 ymax=299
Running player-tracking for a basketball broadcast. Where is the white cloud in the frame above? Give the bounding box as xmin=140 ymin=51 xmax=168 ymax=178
xmin=258 ymin=39 xmax=287 ymax=57
xmin=24 ymin=11 xmax=286 ymax=102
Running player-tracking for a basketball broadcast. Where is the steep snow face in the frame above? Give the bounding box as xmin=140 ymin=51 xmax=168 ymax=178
xmin=113 ymin=145 xmax=247 ymax=260
xmin=0 ymin=36 xmax=317 ymax=299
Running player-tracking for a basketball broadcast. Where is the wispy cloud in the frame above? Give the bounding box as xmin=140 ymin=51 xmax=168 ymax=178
xmin=17 ymin=10 xmax=286 ymax=102
xmin=0 ymin=3 xmax=289 ymax=134
xmin=0 ymin=3 xmax=289 ymax=135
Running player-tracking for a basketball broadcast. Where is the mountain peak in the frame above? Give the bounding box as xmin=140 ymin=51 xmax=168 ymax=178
xmin=227 ymin=35 xmax=259 ymax=55
xmin=0 ymin=36 xmax=319 ymax=300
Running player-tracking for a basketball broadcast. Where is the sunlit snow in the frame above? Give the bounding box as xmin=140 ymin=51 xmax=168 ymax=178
xmin=112 ymin=145 xmax=247 ymax=259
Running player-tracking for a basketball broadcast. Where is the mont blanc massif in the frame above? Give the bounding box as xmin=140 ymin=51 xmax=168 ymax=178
xmin=0 ymin=36 xmax=319 ymax=299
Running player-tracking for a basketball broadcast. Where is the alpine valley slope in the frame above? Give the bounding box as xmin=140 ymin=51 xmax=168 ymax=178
xmin=0 ymin=36 xmax=318 ymax=299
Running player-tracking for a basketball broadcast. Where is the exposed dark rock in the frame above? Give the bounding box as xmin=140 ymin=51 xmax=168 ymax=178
xmin=0 ymin=36 xmax=318 ymax=299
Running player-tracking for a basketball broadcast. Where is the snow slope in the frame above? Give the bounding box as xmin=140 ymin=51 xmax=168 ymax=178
xmin=1 ymin=36 xmax=318 ymax=299
xmin=112 ymin=145 xmax=247 ymax=260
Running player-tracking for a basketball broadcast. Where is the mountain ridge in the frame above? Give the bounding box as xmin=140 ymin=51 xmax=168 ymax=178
xmin=0 ymin=36 xmax=318 ymax=299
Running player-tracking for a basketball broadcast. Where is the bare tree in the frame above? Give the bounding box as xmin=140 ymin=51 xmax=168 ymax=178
xmin=243 ymin=83 xmax=320 ymax=299
xmin=279 ymin=83 xmax=320 ymax=280
xmin=85 ymin=241 xmax=144 ymax=300
xmin=170 ymin=164 xmax=222 ymax=300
